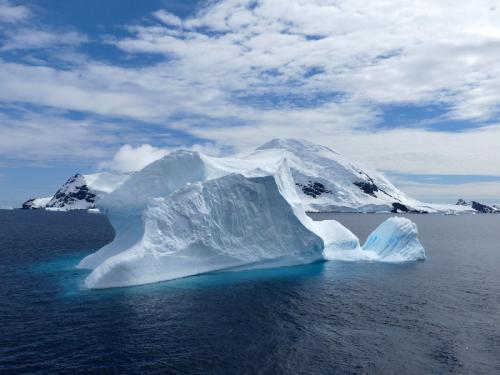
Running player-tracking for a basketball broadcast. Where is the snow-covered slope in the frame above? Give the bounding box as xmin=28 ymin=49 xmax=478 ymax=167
xmin=243 ymin=139 xmax=466 ymax=213
xmin=22 ymin=197 xmax=52 ymax=209
xmin=79 ymin=147 xmax=426 ymax=289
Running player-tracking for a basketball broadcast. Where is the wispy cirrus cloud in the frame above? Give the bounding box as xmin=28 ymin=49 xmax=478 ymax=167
xmin=1 ymin=28 xmax=87 ymax=51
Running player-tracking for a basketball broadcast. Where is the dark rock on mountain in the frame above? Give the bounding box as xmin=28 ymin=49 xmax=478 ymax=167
xmin=471 ymin=201 xmax=496 ymax=213
xmin=391 ymin=202 xmax=409 ymax=213
xmin=46 ymin=174 xmax=96 ymax=209
xmin=296 ymin=181 xmax=332 ymax=199
xmin=22 ymin=199 xmax=37 ymax=209
xmin=353 ymin=181 xmax=379 ymax=197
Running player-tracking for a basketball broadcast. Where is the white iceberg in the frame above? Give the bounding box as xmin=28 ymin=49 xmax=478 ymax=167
xmin=78 ymin=144 xmax=426 ymax=289
xmin=362 ymin=217 xmax=426 ymax=262
xmin=83 ymin=173 xmax=324 ymax=289
xmin=324 ymin=217 xmax=425 ymax=262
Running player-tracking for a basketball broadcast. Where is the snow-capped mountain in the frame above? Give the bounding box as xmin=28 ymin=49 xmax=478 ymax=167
xmin=44 ymin=174 xmax=97 ymax=210
xmin=455 ymin=199 xmax=499 ymax=213
xmin=246 ymin=139 xmax=427 ymax=213
xmin=21 ymin=172 xmax=129 ymax=211
xmin=242 ymin=138 xmax=469 ymax=213
xmin=21 ymin=138 xmax=473 ymax=213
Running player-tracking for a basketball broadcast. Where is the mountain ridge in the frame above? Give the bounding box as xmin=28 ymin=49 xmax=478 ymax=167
xmin=19 ymin=138 xmax=488 ymax=214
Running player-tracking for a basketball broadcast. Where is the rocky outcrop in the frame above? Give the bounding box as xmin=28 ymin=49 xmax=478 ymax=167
xmin=456 ymin=199 xmax=499 ymax=213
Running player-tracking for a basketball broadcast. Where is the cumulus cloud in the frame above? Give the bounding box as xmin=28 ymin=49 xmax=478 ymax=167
xmin=114 ymin=0 xmax=500 ymax=121
xmin=99 ymin=144 xmax=169 ymax=173
xmin=395 ymin=180 xmax=500 ymax=203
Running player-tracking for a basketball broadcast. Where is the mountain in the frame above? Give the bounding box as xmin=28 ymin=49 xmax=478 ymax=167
xmin=248 ymin=138 xmax=433 ymax=213
xmin=45 ymin=174 xmax=96 ymax=210
xmin=22 ymin=197 xmax=52 ymax=209
xmin=21 ymin=172 xmax=129 ymax=211
xmin=21 ymin=138 xmax=472 ymax=213
xmin=455 ymin=199 xmax=500 ymax=213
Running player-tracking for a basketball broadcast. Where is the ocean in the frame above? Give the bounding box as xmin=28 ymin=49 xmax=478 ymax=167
xmin=1 ymin=210 xmax=499 ymax=374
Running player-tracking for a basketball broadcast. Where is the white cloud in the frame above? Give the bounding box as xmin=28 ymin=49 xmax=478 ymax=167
xmin=115 ymin=0 xmax=500 ymax=121
xmin=99 ymin=144 xmax=169 ymax=173
xmin=1 ymin=0 xmax=500 ymax=199
xmin=395 ymin=180 xmax=500 ymax=203
xmin=0 ymin=0 xmax=31 ymax=23
xmin=153 ymin=10 xmax=183 ymax=27
xmin=1 ymin=28 xmax=88 ymax=50
xmin=0 ymin=110 xmax=114 ymax=162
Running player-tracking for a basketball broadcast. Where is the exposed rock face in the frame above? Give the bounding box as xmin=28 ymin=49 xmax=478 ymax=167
xmin=391 ymin=202 xmax=409 ymax=213
xmin=296 ymin=181 xmax=332 ymax=198
xmin=455 ymin=199 xmax=499 ymax=213
xmin=21 ymin=197 xmax=51 ymax=209
xmin=471 ymin=201 xmax=497 ymax=213
xmin=46 ymin=174 xmax=96 ymax=210
xmin=22 ymin=199 xmax=37 ymax=209
xmin=353 ymin=181 xmax=379 ymax=197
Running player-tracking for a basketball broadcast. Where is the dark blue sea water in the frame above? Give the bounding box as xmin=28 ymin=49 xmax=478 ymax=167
xmin=1 ymin=210 xmax=499 ymax=374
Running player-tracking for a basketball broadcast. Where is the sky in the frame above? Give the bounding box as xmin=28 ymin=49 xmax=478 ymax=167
xmin=1 ymin=0 xmax=500 ymax=207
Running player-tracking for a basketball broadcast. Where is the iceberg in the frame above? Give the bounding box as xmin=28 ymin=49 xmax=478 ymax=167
xmin=362 ymin=217 xmax=426 ymax=262
xmin=79 ymin=142 xmax=426 ymax=289
xmin=323 ymin=217 xmax=425 ymax=262
xmin=83 ymin=173 xmax=324 ymax=289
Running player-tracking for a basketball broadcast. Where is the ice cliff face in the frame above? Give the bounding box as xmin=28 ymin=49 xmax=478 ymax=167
xmin=84 ymin=173 xmax=324 ymax=289
xmin=79 ymin=147 xmax=426 ymax=289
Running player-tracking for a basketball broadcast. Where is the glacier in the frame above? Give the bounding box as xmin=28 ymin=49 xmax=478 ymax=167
xmin=78 ymin=145 xmax=426 ymax=289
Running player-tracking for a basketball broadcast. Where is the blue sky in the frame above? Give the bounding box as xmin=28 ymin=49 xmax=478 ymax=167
xmin=1 ymin=0 xmax=500 ymax=207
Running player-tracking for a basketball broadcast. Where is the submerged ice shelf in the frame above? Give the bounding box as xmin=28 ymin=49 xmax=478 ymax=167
xmin=78 ymin=144 xmax=426 ymax=289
